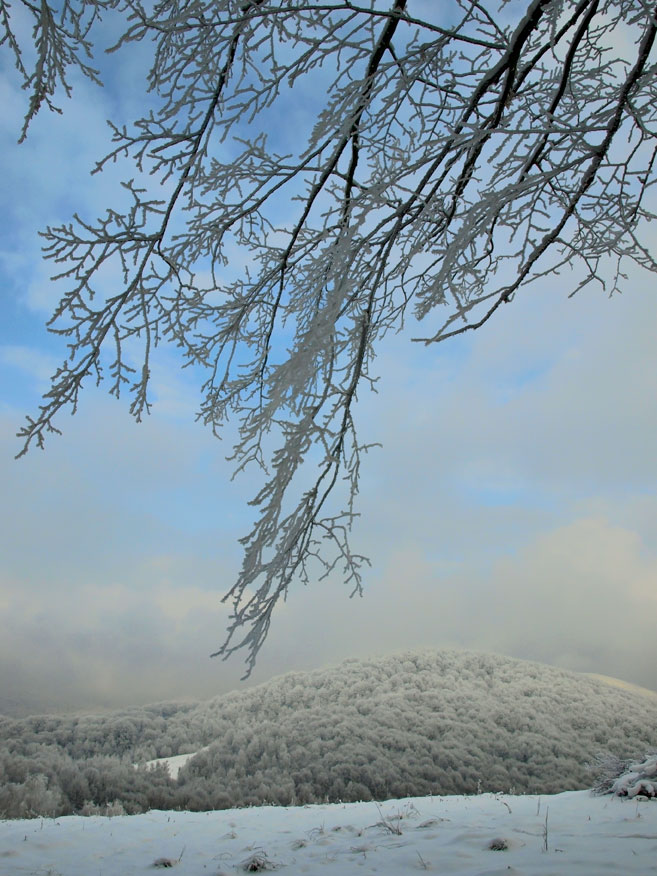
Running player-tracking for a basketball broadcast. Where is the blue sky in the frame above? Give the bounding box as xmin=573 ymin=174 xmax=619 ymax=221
xmin=1 ymin=6 xmax=656 ymax=714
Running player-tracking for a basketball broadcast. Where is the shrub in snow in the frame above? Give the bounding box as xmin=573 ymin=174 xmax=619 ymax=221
xmin=588 ymin=752 xmax=628 ymax=795
xmin=611 ymin=755 xmax=657 ymax=798
xmin=80 ymin=799 xmax=126 ymax=816
xmin=590 ymin=753 xmax=657 ymax=797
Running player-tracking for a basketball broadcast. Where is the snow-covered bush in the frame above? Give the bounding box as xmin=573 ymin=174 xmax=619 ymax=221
xmin=590 ymin=753 xmax=657 ymax=798
xmin=610 ymin=755 xmax=657 ymax=798
xmin=80 ymin=799 xmax=127 ymax=817
xmin=0 ymin=773 xmax=65 ymax=818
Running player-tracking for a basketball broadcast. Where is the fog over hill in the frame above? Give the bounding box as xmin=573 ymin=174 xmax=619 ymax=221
xmin=1 ymin=650 xmax=656 ymax=818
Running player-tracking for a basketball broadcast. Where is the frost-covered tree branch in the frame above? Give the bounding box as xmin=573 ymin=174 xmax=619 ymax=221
xmin=6 ymin=0 xmax=657 ymax=673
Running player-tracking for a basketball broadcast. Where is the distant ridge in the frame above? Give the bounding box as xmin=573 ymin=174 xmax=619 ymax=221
xmin=584 ymin=673 xmax=657 ymax=700
xmin=2 ymin=649 xmax=656 ymax=816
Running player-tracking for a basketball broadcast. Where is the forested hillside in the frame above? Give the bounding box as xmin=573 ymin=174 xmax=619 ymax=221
xmin=1 ymin=650 xmax=656 ymax=817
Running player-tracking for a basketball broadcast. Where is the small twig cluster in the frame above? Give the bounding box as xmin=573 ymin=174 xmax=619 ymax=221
xmin=240 ymin=849 xmax=279 ymax=872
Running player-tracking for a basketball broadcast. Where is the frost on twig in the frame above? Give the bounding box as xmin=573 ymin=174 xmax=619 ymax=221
xmin=7 ymin=0 xmax=657 ymax=672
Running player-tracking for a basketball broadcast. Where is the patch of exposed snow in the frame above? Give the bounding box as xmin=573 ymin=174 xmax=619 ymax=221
xmin=141 ymin=747 xmax=209 ymax=780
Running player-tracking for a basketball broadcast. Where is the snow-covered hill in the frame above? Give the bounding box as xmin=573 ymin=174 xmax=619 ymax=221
xmin=2 ymin=649 xmax=657 ymax=816
xmin=166 ymin=649 xmax=657 ymax=804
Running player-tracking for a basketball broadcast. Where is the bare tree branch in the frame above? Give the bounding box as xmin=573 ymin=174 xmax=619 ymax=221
xmin=6 ymin=0 xmax=657 ymax=673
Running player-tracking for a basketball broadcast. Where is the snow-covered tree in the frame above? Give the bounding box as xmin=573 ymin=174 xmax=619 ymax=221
xmin=5 ymin=0 xmax=657 ymax=672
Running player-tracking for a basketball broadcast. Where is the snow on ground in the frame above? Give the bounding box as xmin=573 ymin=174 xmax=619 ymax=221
xmin=1 ymin=791 xmax=656 ymax=875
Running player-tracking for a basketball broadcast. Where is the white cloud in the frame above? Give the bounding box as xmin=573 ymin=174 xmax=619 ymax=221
xmin=0 ymin=345 xmax=58 ymax=384
xmin=464 ymin=516 xmax=657 ymax=687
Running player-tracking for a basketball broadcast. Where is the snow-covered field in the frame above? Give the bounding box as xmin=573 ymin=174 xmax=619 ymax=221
xmin=1 ymin=790 xmax=655 ymax=875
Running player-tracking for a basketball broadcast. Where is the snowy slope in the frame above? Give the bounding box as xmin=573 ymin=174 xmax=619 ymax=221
xmin=143 ymin=748 xmax=210 ymax=780
xmin=1 ymin=790 xmax=655 ymax=875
